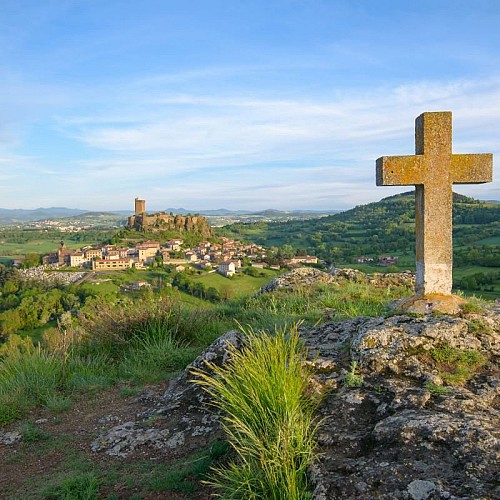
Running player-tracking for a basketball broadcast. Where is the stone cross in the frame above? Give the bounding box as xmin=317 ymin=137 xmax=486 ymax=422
xmin=376 ymin=111 xmax=492 ymax=297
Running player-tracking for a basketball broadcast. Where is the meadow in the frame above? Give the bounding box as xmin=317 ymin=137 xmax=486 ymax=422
xmin=0 ymin=270 xmax=414 ymax=498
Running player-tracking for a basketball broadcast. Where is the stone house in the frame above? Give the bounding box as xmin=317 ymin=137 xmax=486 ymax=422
xmin=218 ymin=261 xmax=236 ymax=277
xmin=185 ymin=252 xmax=199 ymax=263
xmin=355 ymin=256 xmax=374 ymax=263
xmin=130 ymin=280 xmax=151 ymax=290
xmin=84 ymin=248 xmax=102 ymax=260
xmin=106 ymin=250 xmax=121 ymax=261
xmin=69 ymin=252 xmax=87 ymax=267
xmin=379 ymin=255 xmax=399 ymax=266
xmin=136 ymin=242 xmax=160 ymax=262
xmin=165 ymin=239 xmax=183 ymax=251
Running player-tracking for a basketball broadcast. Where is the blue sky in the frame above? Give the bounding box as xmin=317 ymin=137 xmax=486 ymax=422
xmin=1 ymin=0 xmax=499 ymax=211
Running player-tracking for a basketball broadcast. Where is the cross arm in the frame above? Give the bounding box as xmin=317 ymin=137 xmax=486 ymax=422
xmin=376 ymin=155 xmax=424 ymax=186
xmin=451 ymin=153 xmax=493 ymax=184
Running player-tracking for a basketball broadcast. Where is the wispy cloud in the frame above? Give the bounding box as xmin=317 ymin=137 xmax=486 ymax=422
xmin=2 ymin=66 xmax=500 ymax=209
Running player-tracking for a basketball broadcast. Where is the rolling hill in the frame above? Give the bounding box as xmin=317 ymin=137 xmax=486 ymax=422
xmin=217 ymin=191 xmax=500 ymax=267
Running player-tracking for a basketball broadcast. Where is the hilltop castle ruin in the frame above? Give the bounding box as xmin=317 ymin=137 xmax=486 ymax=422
xmin=126 ymin=197 xmax=213 ymax=237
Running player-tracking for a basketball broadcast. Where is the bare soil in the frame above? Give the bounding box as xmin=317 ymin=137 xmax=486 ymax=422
xmin=0 ymin=382 xmax=215 ymax=499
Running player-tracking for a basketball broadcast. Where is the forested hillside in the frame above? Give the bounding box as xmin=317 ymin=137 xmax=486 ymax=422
xmin=218 ymin=192 xmax=500 ymax=297
xmin=218 ymin=192 xmax=500 ymax=263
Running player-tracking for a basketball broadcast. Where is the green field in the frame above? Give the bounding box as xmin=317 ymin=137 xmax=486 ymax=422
xmin=192 ymin=269 xmax=282 ymax=298
xmin=452 ymin=266 xmax=497 ymax=279
xmin=0 ymin=239 xmax=88 ymax=257
xmin=478 ymin=236 xmax=500 ymax=244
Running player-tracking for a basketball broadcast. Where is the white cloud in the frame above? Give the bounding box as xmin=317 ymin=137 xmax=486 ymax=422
xmin=2 ymin=70 xmax=500 ymax=209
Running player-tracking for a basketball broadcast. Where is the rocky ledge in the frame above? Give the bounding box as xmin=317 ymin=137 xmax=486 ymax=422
xmin=259 ymin=266 xmax=415 ymax=293
xmin=91 ymin=304 xmax=499 ymax=499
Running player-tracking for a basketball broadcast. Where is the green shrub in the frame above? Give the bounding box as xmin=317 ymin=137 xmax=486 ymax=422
xmin=19 ymin=420 xmax=50 ymax=443
xmin=192 ymin=324 xmax=319 ymax=499
xmin=119 ymin=334 xmax=200 ymax=384
xmin=467 ymin=318 xmax=495 ymax=335
xmin=460 ymin=299 xmax=486 ymax=315
xmin=344 ymin=361 xmax=364 ymax=388
xmin=78 ymin=295 xmax=224 ymax=359
xmin=0 ymin=348 xmax=63 ymax=408
xmin=44 ymin=394 xmax=73 ymax=413
xmin=424 ymin=382 xmax=450 ymax=396
xmin=0 ymin=399 xmax=22 ymax=425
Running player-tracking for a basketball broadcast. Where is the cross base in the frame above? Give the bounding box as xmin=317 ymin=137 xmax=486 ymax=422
xmin=394 ymin=294 xmax=467 ymax=315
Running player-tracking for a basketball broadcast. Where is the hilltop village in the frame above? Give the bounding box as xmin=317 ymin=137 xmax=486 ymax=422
xmin=40 ymin=198 xmax=318 ymax=277
xmin=43 ymin=237 xmax=318 ymax=277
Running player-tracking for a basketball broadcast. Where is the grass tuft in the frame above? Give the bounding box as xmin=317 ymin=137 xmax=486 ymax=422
xmin=429 ymin=344 xmax=487 ymax=385
xmin=424 ymin=382 xmax=450 ymax=396
xmin=19 ymin=420 xmax=50 ymax=443
xmin=41 ymin=471 xmax=101 ymax=499
xmin=192 ymin=324 xmax=319 ymax=499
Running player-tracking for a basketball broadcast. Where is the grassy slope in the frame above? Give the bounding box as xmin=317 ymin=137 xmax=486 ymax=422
xmin=218 ymin=192 xmax=500 ymax=296
xmin=191 ymin=268 xmax=281 ymax=297
xmin=0 ymin=277 xmax=414 ymax=498
xmin=218 ymin=192 xmax=500 ymax=258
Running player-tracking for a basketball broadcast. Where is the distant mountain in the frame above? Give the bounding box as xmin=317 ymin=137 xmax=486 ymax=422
xmin=252 ymin=209 xmax=341 ymax=217
xmin=0 ymin=207 xmax=88 ymax=225
xmin=0 ymin=206 xmax=341 ymax=228
xmin=198 ymin=209 xmax=251 ymax=216
xmin=161 ymin=208 xmax=340 ymax=217
xmin=161 ymin=208 xmax=251 ymax=216
xmin=71 ymin=211 xmax=122 ymax=218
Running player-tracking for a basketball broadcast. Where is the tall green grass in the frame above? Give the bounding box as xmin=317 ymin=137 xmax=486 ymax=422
xmin=0 ymin=295 xmax=229 ymax=423
xmin=0 ymin=279 xmax=411 ymax=425
xmin=118 ymin=332 xmax=200 ymax=384
xmin=0 ymin=348 xmax=63 ymax=409
xmin=238 ymin=280 xmax=410 ymax=326
xmin=77 ymin=294 xmax=227 ymax=358
xmin=193 ymin=324 xmax=319 ymax=499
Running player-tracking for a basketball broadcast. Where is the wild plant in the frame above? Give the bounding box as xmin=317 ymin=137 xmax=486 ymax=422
xmin=192 ymin=324 xmax=320 ymax=499
xmin=344 ymin=361 xmax=364 ymax=388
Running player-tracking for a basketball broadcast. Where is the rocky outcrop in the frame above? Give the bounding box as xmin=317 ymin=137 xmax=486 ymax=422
xmin=304 ymin=308 xmax=500 ymax=500
xmin=91 ymin=331 xmax=243 ymax=458
xmin=126 ymin=212 xmax=213 ymax=237
xmin=91 ymin=302 xmax=499 ymax=499
xmin=259 ymin=266 xmax=415 ymax=293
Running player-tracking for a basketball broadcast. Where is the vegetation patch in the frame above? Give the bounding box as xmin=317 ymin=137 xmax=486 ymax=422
xmin=467 ymin=317 xmax=495 ymax=335
xmin=19 ymin=420 xmax=50 ymax=443
xmin=193 ymin=324 xmax=320 ymax=499
xmin=424 ymin=382 xmax=450 ymax=396
xmin=344 ymin=361 xmax=364 ymax=388
xmin=40 ymin=471 xmax=101 ymax=500
xmin=428 ymin=344 xmax=487 ymax=386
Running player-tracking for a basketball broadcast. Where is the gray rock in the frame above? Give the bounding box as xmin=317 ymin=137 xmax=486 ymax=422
xmin=303 ymin=308 xmax=499 ymax=499
xmin=407 ymin=480 xmax=436 ymax=500
xmin=259 ymin=266 xmax=414 ymax=294
xmin=91 ymin=330 xmax=244 ymax=458
xmin=0 ymin=430 xmax=21 ymax=445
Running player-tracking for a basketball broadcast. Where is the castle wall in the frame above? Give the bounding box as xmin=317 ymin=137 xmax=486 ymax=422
xmin=126 ymin=211 xmax=213 ymax=237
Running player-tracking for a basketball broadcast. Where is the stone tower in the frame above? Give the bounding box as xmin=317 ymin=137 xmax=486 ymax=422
xmin=135 ymin=197 xmax=146 ymax=215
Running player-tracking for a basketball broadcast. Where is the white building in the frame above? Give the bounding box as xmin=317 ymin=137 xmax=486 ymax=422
xmin=218 ymin=261 xmax=236 ymax=277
